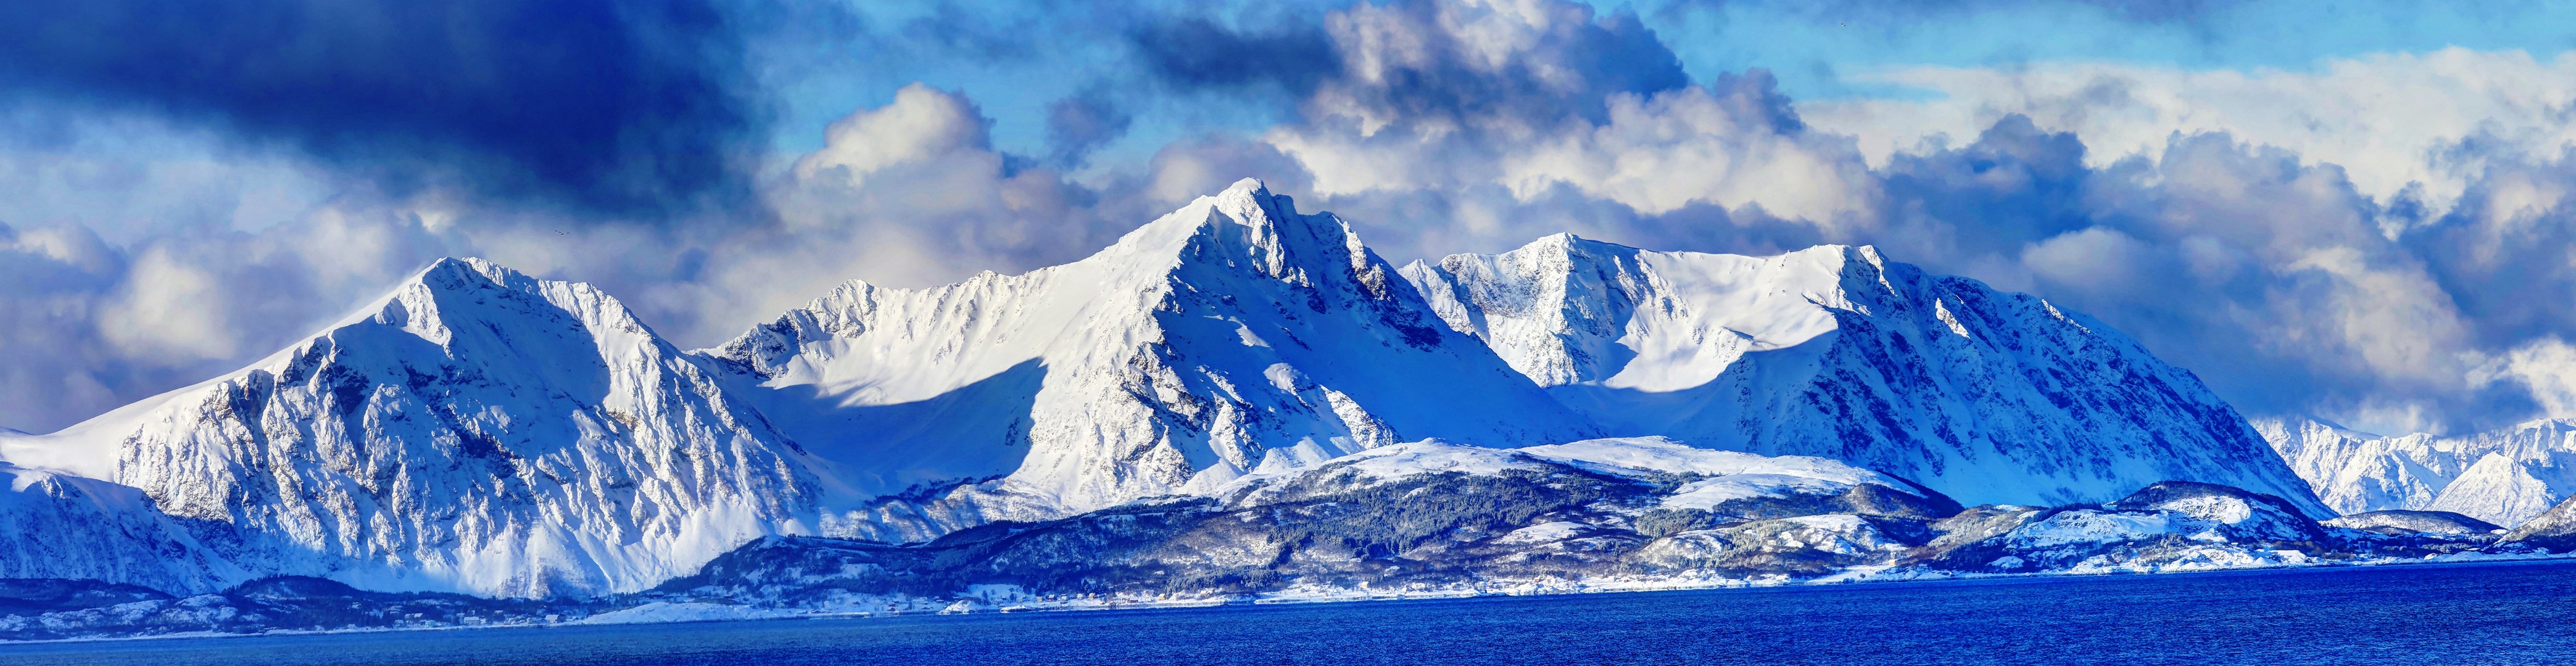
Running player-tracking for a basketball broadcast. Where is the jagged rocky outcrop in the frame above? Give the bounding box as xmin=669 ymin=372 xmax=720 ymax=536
xmin=698 ymin=179 xmax=1597 ymax=541
xmin=0 ymin=259 xmax=822 ymax=598
xmin=1401 ymin=234 xmax=2324 ymax=514
xmin=2258 ymin=416 xmax=2576 ymax=527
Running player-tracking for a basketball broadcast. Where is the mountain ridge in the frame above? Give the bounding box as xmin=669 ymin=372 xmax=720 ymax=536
xmin=1401 ymin=232 xmax=2327 ymax=515
xmin=2259 ymin=415 xmax=2576 ymax=527
xmin=697 ymin=178 xmax=1602 ymax=542
xmin=0 ymin=178 xmax=2348 ymax=605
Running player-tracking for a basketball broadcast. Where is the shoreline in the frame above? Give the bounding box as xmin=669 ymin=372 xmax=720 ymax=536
xmin=8 ymin=549 xmax=2570 ymax=648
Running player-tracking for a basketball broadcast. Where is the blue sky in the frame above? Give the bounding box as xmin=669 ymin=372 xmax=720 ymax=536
xmin=5 ymin=0 xmax=2576 ymax=437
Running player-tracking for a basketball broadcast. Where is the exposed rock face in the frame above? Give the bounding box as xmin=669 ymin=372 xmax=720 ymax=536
xmin=1402 ymin=234 xmax=2325 ymax=514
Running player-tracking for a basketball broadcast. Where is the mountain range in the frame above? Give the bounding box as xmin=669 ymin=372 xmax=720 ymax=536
xmin=2258 ymin=416 xmax=2576 ymax=527
xmin=0 ymin=178 xmax=2555 ymax=638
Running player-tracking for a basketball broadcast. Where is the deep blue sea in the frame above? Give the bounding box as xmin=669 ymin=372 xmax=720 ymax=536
xmin=8 ymin=560 xmax=2576 ymax=665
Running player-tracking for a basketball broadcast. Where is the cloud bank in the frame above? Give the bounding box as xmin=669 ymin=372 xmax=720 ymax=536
xmin=3 ymin=0 xmax=2574 ymax=440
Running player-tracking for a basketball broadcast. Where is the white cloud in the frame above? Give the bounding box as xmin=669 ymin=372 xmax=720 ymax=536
xmin=1265 ymin=0 xmax=1869 ymax=233
xmin=795 ymin=83 xmax=993 ymax=185
xmin=1502 ymin=86 xmax=1876 ymax=221
xmin=1802 ymin=48 xmax=2576 ymax=212
xmin=2475 ymin=337 xmax=2576 ymax=421
xmin=96 ymin=249 xmax=242 ymax=361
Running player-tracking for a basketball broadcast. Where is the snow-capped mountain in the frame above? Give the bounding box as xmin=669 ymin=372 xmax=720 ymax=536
xmin=2258 ymin=416 xmax=2576 ymax=526
xmin=699 ymin=179 xmax=1599 ymax=541
xmin=1401 ymin=234 xmax=2324 ymax=514
xmin=0 ymin=258 xmax=821 ymax=598
xmin=0 ymin=177 xmax=2392 ymax=615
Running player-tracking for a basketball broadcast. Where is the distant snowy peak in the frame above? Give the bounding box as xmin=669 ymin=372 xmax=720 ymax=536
xmin=2261 ymin=415 xmax=2576 ymax=526
xmin=2251 ymin=416 xmax=2382 ymax=487
xmin=701 ymin=179 xmax=1596 ymax=538
xmin=3 ymin=257 xmax=820 ymax=598
xmin=1404 ymin=234 xmax=2326 ymax=515
xmin=1402 ymin=235 xmax=1858 ymax=387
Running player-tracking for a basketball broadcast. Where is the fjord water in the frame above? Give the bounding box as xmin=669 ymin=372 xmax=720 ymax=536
xmin=11 ymin=561 xmax=2575 ymax=665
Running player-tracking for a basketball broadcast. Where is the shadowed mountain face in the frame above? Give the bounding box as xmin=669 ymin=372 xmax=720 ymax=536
xmin=1402 ymin=235 xmax=2327 ymax=516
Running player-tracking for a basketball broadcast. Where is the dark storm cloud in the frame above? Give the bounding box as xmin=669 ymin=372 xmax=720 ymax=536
xmin=0 ymin=0 xmax=769 ymax=218
xmin=1045 ymin=86 xmax=1135 ymax=168
xmin=1128 ymin=16 xmax=1343 ymax=94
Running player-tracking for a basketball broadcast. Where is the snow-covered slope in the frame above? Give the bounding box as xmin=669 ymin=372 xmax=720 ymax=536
xmin=2502 ymin=494 xmax=2576 ymax=549
xmin=700 ymin=179 xmax=1597 ymax=541
xmin=0 ymin=258 xmax=821 ymax=598
xmin=1401 ymin=234 xmax=2323 ymax=514
xmin=0 ymin=462 xmax=244 ymax=594
xmin=2259 ymin=416 xmax=2576 ymax=526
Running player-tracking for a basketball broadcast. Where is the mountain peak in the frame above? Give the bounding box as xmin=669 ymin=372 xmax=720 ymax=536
xmin=1521 ymin=232 xmax=1633 ymax=256
xmin=1191 ymin=177 xmax=1322 ymax=245
xmin=1210 ymin=176 xmax=1276 ymax=207
xmin=1083 ymin=177 xmax=1374 ymax=294
xmin=412 ymin=256 xmax=518 ymax=287
xmin=1405 ymin=234 xmax=2328 ymax=516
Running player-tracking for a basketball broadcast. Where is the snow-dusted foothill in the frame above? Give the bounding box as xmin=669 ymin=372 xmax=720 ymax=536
xmin=2501 ymin=495 xmax=2576 ymax=550
xmin=1896 ymin=481 xmax=2525 ymax=576
xmin=1 ymin=440 xmax=2561 ymax=641
xmin=698 ymin=179 xmax=1597 ymax=541
xmin=1401 ymin=234 xmax=2325 ymax=514
xmin=563 ymin=446 xmax=2557 ymax=621
xmin=648 ymin=437 xmax=1965 ymax=607
xmin=2322 ymin=510 xmax=2501 ymax=536
xmin=2258 ymin=416 xmax=2576 ymax=527
xmin=1903 ymin=482 xmax=2322 ymax=575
